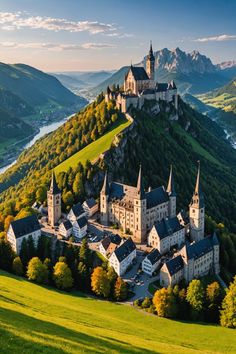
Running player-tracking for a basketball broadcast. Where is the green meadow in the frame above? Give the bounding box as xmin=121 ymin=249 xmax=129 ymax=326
xmin=0 ymin=271 xmax=235 ymax=354
xmin=55 ymin=118 xmax=131 ymax=174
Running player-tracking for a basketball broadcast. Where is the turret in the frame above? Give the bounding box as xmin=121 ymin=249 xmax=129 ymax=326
xmin=189 ymin=161 xmax=205 ymax=242
xmin=146 ymin=41 xmax=155 ymax=81
xmin=47 ymin=171 xmax=61 ymax=227
xmin=100 ymin=171 xmax=109 ymax=225
xmin=166 ymin=165 xmax=176 ymax=218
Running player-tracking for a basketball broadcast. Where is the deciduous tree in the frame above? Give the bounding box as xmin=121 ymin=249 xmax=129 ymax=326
xmin=220 ymin=276 xmax=236 ymax=328
xmin=27 ymin=257 xmax=48 ymax=284
xmin=12 ymin=256 xmax=24 ymax=276
xmin=91 ymin=266 xmax=110 ymax=298
xmin=53 ymin=261 xmax=73 ymax=290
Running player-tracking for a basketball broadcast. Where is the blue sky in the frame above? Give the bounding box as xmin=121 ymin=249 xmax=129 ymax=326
xmin=0 ymin=0 xmax=235 ymax=71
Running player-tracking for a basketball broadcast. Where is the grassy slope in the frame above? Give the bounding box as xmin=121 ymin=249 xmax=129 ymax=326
xmin=0 ymin=271 xmax=235 ymax=354
xmin=55 ymin=117 xmax=131 ymax=174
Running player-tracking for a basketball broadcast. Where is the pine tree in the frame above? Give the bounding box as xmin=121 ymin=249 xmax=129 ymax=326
xmin=0 ymin=235 xmax=15 ymax=271
xmin=12 ymin=256 xmax=24 ymax=276
xmin=27 ymin=235 xmax=36 ymax=260
xmin=19 ymin=238 xmax=29 ymax=267
xmin=114 ymin=277 xmax=128 ymax=301
xmin=79 ymin=239 xmax=90 ymax=266
xmin=220 ymin=276 xmax=236 ymax=328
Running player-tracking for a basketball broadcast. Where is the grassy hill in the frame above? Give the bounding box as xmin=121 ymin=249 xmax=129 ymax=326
xmin=0 ymin=270 xmax=235 ymax=354
xmin=55 ymin=116 xmax=131 ymax=174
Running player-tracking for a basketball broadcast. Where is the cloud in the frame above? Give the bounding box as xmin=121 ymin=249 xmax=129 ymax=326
xmin=194 ymin=34 xmax=236 ymax=42
xmin=0 ymin=41 xmax=116 ymax=50
xmin=0 ymin=11 xmax=118 ymax=35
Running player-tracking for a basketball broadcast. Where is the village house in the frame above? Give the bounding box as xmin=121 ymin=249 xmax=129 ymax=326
xmin=160 ymin=255 xmax=184 ymax=287
xmin=7 ymin=214 xmax=41 ymax=254
xmin=83 ymin=198 xmax=98 ymax=217
xmin=67 ymin=202 xmax=86 ymax=222
xmin=108 ymin=238 xmax=136 ymax=276
xmin=99 ymin=234 xmax=122 ymax=258
xmin=148 ymin=216 xmax=185 ymax=254
xmin=72 ymin=216 xmax=88 ymax=240
xmin=142 ymin=248 xmax=162 ymax=276
xmin=58 ymin=220 xmax=73 ymax=238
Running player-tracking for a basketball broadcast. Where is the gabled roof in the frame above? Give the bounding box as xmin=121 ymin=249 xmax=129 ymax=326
xmin=146 ymin=248 xmax=161 ymax=265
xmin=153 ymin=216 xmax=184 ymax=240
xmin=101 ymin=234 xmax=122 ymax=251
xmin=146 ymin=186 xmax=169 ymax=209
xmin=113 ymin=238 xmax=136 ymax=262
xmin=70 ymin=203 xmax=85 ymax=218
xmin=185 ymin=234 xmax=218 ymax=260
xmin=165 ymin=255 xmax=184 ymax=276
xmin=84 ymin=198 xmax=97 ymax=209
xmin=75 ymin=216 xmax=87 ymax=229
xmin=10 ymin=215 xmax=41 ymax=239
xmin=60 ymin=220 xmax=72 ymax=230
xmin=129 ymin=66 xmax=149 ymax=81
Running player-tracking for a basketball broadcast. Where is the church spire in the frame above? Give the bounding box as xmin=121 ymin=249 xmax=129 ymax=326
xmin=195 ymin=161 xmax=201 ymax=194
xmin=49 ymin=170 xmax=60 ymax=194
xmin=148 ymin=40 xmax=155 ymax=61
xmin=166 ymin=165 xmax=176 ymax=196
xmin=101 ymin=170 xmax=109 ymax=195
xmin=191 ymin=161 xmax=204 ymax=208
xmin=137 ymin=164 xmax=145 ymax=199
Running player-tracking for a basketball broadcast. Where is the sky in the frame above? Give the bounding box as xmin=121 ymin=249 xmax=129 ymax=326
xmin=0 ymin=0 xmax=235 ymax=72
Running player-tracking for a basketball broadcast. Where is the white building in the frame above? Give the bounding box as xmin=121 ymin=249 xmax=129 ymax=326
xmin=83 ymin=198 xmax=98 ymax=217
xmin=148 ymin=216 xmax=185 ymax=254
xmin=7 ymin=214 xmax=41 ymax=254
xmin=109 ymin=238 xmax=136 ymax=276
xmin=59 ymin=220 xmax=73 ymax=238
xmin=67 ymin=202 xmax=86 ymax=222
xmin=99 ymin=234 xmax=122 ymax=258
xmin=160 ymin=233 xmax=220 ymax=287
xmin=142 ymin=248 xmax=162 ymax=276
xmin=72 ymin=216 xmax=87 ymax=240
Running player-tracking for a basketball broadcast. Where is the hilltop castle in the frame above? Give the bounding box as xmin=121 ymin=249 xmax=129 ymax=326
xmin=100 ymin=163 xmax=204 ymax=244
xmin=105 ymin=42 xmax=178 ymax=113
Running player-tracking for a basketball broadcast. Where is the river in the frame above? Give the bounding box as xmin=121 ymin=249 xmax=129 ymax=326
xmin=0 ymin=115 xmax=73 ymax=175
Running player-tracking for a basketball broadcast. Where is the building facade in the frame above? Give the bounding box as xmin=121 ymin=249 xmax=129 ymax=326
xmin=47 ymin=171 xmax=61 ymax=227
xmin=108 ymin=238 xmax=136 ymax=276
xmin=105 ymin=42 xmax=178 ymax=113
xmin=142 ymin=248 xmax=162 ymax=276
xmin=100 ymin=165 xmax=175 ymax=243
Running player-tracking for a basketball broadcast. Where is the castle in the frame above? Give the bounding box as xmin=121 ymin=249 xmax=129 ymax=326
xmin=105 ymin=42 xmax=178 ymax=113
xmin=100 ymin=163 xmax=204 ymax=244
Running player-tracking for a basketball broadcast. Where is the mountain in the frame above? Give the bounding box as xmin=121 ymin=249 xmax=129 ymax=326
xmin=0 ymin=96 xmax=236 ymax=278
xmin=216 ymin=61 xmax=236 ymax=70
xmin=50 ymin=73 xmax=85 ymax=92
xmin=92 ymin=48 xmax=236 ymax=97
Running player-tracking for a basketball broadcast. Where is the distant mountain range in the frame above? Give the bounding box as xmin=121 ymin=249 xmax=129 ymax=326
xmin=89 ymin=48 xmax=236 ymax=97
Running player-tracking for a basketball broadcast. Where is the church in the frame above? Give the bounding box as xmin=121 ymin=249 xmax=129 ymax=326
xmin=105 ymin=42 xmax=178 ymax=113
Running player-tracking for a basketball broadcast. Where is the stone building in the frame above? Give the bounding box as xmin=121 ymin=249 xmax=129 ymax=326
xmin=100 ymin=165 xmax=176 ymax=243
xmin=47 ymin=171 xmax=61 ymax=227
xmin=105 ymin=42 xmax=178 ymax=113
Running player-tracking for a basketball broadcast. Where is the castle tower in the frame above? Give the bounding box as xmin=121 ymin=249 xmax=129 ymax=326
xmin=133 ymin=165 xmax=147 ymax=243
xmin=100 ymin=171 xmax=109 ymax=225
xmin=146 ymin=41 xmax=155 ymax=81
xmin=189 ymin=162 xmax=205 ymax=242
xmin=166 ymin=165 xmax=176 ymax=218
xmin=47 ymin=171 xmax=61 ymax=227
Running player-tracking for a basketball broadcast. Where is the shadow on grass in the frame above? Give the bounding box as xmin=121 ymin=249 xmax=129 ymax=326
xmin=0 ymin=306 xmax=160 ymax=354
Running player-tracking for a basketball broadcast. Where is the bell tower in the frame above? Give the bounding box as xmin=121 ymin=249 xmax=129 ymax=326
xmin=166 ymin=165 xmax=176 ymax=218
xmin=146 ymin=41 xmax=155 ymax=81
xmin=133 ymin=165 xmax=147 ymax=243
xmin=47 ymin=171 xmax=61 ymax=227
xmin=189 ymin=161 xmax=205 ymax=242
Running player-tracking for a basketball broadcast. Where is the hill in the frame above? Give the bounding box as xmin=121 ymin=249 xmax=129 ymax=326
xmin=91 ymin=66 xmax=129 ymax=96
xmin=0 ymin=270 xmax=234 ymax=354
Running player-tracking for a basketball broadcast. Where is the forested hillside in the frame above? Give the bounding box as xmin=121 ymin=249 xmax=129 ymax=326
xmin=0 ymin=96 xmax=236 ymax=280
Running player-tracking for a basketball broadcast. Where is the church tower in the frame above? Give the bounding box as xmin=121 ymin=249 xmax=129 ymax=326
xmin=146 ymin=41 xmax=155 ymax=81
xmin=100 ymin=171 xmax=109 ymax=225
xmin=166 ymin=165 xmax=176 ymax=218
xmin=134 ymin=165 xmax=147 ymax=243
xmin=189 ymin=162 xmax=205 ymax=242
xmin=47 ymin=171 xmax=61 ymax=227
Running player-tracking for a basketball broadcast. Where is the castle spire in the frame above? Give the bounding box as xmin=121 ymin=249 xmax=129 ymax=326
xmin=137 ymin=164 xmax=145 ymax=199
xmin=195 ymin=161 xmax=201 ymax=194
xmin=101 ymin=170 xmax=109 ymax=195
xmin=191 ymin=161 xmax=204 ymax=207
xmin=166 ymin=165 xmax=176 ymax=196
xmin=49 ymin=170 xmax=60 ymax=194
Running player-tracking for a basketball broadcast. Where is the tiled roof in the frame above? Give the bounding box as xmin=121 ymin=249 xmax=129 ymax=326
xmin=101 ymin=234 xmax=122 ymax=251
xmin=154 ymin=216 xmax=184 ymax=240
xmin=113 ymin=238 xmax=136 ymax=262
xmin=71 ymin=203 xmax=85 ymax=218
xmin=84 ymin=198 xmax=97 ymax=209
xmin=130 ymin=66 xmax=149 ymax=81
xmin=10 ymin=215 xmax=41 ymax=239
xmin=165 ymin=255 xmax=184 ymax=275
xmin=146 ymin=248 xmax=161 ymax=265
xmin=61 ymin=220 xmax=72 ymax=230
xmin=146 ymin=186 xmax=169 ymax=209
xmin=75 ymin=216 xmax=87 ymax=229
xmin=185 ymin=235 xmax=218 ymax=260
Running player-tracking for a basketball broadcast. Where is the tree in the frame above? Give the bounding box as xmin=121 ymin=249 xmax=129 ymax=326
xmin=107 ymin=266 xmax=118 ymax=293
xmin=79 ymin=238 xmax=90 ymax=266
xmin=153 ymin=287 xmax=178 ymax=318
xmin=91 ymin=266 xmax=110 ymax=298
xmin=186 ymin=279 xmax=205 ymax=318
xmin=62 ymin=191 xmax=74 ymax=209
xmin=27 ymin=235 xmax=36 ymax=259
xmin=27 ymin=257 xmax=48 ymax=284
xmin=19 ymin=238 xmax=29 ymax=267
xmin=141 ymin=297 xmax=152 ymax=309
xmin=220 ymin=276 xmax=236 ymax=328
xmin=4 ymin=215 xmax=14 ymax=231
xmin=36 ymin=185 xmax=47 ymax=203
xmin=53 ymin=261 xmax=73 ymax=290
xmin=206 ymin=281 xmax=222 ymax=323
xmin=12 ymin=256 xmax=24 ymax=276
xmin=77 ymin=261 xmax=88 ymax=291
xmin=0 ymin=235 xmax=15 ymax=271
xmin=114 ymin=277 xmax=128 ymax=301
